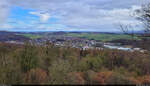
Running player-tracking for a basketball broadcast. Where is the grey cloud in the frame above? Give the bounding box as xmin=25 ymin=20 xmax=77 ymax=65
xmin=0 ymin=0 xmax=10 ymax=24
xmin=1 ymin=0 xmax=150 ymax=31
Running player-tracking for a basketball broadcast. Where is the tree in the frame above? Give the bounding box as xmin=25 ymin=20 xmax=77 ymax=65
xmin=78 ymin=56 xmax=103 ymax=72
xmin=24 ymin=68 xmax=48 ymax=84
xmin=19 ymin=42 xmax=39 ymax=72
xmin=0 ymin=44 xmax=22 ymax=84
xmin=93 ymin=71 xmax=113 ymax=85
xmin=135 ymin=3 xmax=150 ymax=50
xmin=117 ymin=23 xmax=135 ymax=41
xmin=105 ymin=72 xmax=133 ymax=85
xmin=67 ymin=72 xmax=85 ymax=85
xmin=48 ymin=59 xmax=74 ymax=84
xmin=135 ymin=3 xmax=150 ymax=34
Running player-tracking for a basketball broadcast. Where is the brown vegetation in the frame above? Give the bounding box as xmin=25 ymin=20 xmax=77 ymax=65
xmin=0 ymin=42 xmax=150 ymax=85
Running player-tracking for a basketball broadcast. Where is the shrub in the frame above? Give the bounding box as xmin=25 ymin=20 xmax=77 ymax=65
xmin=24 ymin=68 xmax=48 ymax=84
xmin=105 ymin=72 xmax=133 ymax=85
xmin=48 ymin=59 xmax=74 ymax=84
xmin=67 ymin=72 xmax=85 ymax=84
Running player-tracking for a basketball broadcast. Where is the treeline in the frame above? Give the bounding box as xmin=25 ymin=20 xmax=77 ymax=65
xmin=0 ymin=42 xmax=150 ymax=85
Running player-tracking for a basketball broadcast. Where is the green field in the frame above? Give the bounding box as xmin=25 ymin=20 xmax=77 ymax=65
xmin=22 ymin=34 xmax=43 ymax=39
xmin=20 ymin=32 xmax=140 ymax=42
xmin=65 ymin=33 xmax=139 ymax=42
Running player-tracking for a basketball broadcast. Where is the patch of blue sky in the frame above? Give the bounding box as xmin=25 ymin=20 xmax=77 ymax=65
xmin=12 ymin=6 xmax=58 ymax=22
xmin=7 ymin=6 xmax=61 ymax=31
xmin=9 ymin=6 xmax=38 ymax=21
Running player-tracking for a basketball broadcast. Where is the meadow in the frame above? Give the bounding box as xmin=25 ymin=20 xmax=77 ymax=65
xmin=21 ymin=34 xmax=43 ymax=39
xmin=65 ymin=33 xmax=139 ymax=42
xmin=20 ymin=32 xmax=140 ymax=42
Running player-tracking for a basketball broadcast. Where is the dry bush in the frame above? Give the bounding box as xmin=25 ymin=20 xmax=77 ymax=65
xmin=93 ymin=71 xmax=113 ymax=84
xmin=67 ymin=72 xmax=85 ymax=84
xmin=24 ymin=68 xmax=48 ymax=84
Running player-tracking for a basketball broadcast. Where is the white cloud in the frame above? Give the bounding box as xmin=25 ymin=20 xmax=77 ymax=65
xmin=29 ymin=11 xmax=51 ymax=22
xmin=0 ymin=0 xmax=150 ymax=31
xmin=0 ymin=0 xmax=10 ymax=24
xmin=58 ymin=5 xmax=142 ymax=31
xmin=1 ymin=23 xmax=13 ymax=29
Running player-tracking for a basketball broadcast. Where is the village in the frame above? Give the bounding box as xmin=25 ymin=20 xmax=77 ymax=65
xmin=32 ymin=36 xmax=147 ymax=53
xmin=0 ymin=31 xmax=147 ymax=53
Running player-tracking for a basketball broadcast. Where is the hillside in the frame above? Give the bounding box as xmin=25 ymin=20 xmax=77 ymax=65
xmin=0 ymin=31 xmax=30 ymax=42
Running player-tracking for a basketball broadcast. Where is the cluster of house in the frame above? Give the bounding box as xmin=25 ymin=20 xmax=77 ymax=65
xmin=34 ymin=36 xmax=103 ymax=50
xmin=3 ymin=36 xmax=147 ymax=53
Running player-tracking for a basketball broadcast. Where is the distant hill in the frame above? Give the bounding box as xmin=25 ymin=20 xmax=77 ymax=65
xmin=0 ymin=31 xmax=30 ymax=42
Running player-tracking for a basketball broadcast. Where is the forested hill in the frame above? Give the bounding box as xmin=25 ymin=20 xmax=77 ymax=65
xmin=0 ymin=31 xmax=30 ymax=42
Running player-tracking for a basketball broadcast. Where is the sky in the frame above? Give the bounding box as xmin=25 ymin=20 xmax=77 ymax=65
xmin=0 ymin=0 xmax=149 ymax=32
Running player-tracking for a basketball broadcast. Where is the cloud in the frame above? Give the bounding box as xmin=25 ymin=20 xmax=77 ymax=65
xmin=0 ymin=0 xmax=10 ymax=24
xmin=0 ymin=0 xmax=150 ymax=31
xmin=29 ymin=11 xmax=51 ymax=22
xmin=1 ymin=23 xmax=13 ymax=29
xmin=57 ymin=5 xmax=142 ymax=31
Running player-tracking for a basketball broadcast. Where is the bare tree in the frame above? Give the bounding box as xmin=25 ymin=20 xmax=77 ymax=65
xmin=117 ymin=23 xmax=135 ymax=41
xmin=118 ymin=24 xmax=129 ymax=34
xmin=116 ymin=3 xmax=150 ymax=50
xmin=117 ymin=3 xmax=150 ymax=38
xmin=133 ymin=3 xmax=150 ymax=50
xmin=135 ymin=3 xmax=150 ymax=36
